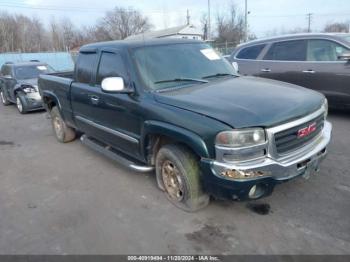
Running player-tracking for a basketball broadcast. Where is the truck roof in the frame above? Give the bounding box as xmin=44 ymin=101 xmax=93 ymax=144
xmin=80 ymin=38 xmax=203 ymax=52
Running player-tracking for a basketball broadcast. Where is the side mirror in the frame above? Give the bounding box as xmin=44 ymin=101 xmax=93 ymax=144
xmin=101 ymin=77 xmax=131 ymax=93
xmin=338 ymin=53 xmax=350 ymax=61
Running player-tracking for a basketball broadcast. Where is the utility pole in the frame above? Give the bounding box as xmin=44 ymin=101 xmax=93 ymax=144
xmin=307 ymin=13 xmax=313 ymax=32
xmin=186 ymin=9 xmax=190 ymax=25
xmin=245 ymin=0 xmax=248 ymax=42
xmin=208 ymin=0 xmax=211 ymax=40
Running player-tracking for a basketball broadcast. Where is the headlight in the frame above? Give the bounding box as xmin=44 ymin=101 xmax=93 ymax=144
xmin=323 ymin=98 xmax=328 ymax=118
xmin=22 ymin=86 xmax=36 ymax=93
xmin=216 ymin=128 xmax=266 ymax=148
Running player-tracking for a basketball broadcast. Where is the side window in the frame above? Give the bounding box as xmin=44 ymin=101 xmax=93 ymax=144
xmin=1 ymin=66 xmax=11 ymax=76
xmin=96 ymin=52 xmax=127 ymax=85
xmin=307 ymin=39 xmax=350 ymax=61
xmin=264 ymin=40 xmax=306 ymax=61
xmin=76 ymin=52 xmax=97 ymax=84
xmin=236 ymin=44 xmax=266 ymax=60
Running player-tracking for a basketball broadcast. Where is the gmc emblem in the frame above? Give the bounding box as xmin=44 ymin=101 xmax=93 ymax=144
xmin=297 ymin=122 xmax=317 ymax=138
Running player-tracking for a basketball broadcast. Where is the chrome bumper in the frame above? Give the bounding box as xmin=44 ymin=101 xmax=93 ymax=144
xmin=212 ymin=121 xmax=332 ymax=181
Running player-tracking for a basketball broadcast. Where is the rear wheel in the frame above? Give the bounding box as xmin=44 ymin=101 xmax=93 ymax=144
xmin=156 ymin=144 xmax=209 ymax=212
xmin=0 ymin=89 xmax=11 ymax=106
xmin=15 ymin=93 xmax=28 ymax=114
xmin=50 ymin=106 xmax=76 ymax=143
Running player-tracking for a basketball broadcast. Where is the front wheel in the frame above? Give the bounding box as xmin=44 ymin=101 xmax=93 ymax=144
xmin=1 ymin=89 xmax=11 ymax=106
xmin=50 ymin=106 xmax=76 ymax=143
xmin=16 ymin=93 xmax=28 ymax=114
xmin=156 ymin=144 xmax=209 ymax=212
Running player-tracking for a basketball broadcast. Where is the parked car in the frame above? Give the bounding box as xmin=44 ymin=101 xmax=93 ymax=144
xmin=0 ymin=61 xmax=55 ymax=113
xmin=39 ymin=39 xmax=332 ymax=211
xmin=229 ymin=33 xmax=350 ymax=109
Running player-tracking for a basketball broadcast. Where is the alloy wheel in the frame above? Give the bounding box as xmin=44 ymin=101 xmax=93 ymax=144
xmin=161 ymin=160 xmax=184 ymax=202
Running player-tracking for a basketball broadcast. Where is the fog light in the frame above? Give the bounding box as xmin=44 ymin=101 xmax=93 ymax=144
xmin=248 ymin=184 xmax=266 ymax=199
xmin=221 ymin=169 xmax=269 ymax=179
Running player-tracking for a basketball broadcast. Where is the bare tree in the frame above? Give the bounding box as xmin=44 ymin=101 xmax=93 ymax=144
xmin=324 ymin=22 xmax=349 ymax=33
xmin=200 ymin=13 xmax=208 ymax=40
xmin=215 ymin=4 xmax=245 ymax=45
xmin=99 ymin=7 xmax=152 ymax=40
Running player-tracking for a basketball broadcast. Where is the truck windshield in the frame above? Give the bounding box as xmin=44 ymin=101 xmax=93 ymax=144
xmin=132 ymin=43 xmax=237 ymax=90
xmin=15 ymin=65 xmax=55 ymax=80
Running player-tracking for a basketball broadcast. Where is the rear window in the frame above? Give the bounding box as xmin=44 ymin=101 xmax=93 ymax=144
xmin=264 ymin=40 xmax=306 ymax=61
xmin=76 ymin=52 xmax=97 ymax=84
xmin=236 ymin=44 xmax=266 ymax=59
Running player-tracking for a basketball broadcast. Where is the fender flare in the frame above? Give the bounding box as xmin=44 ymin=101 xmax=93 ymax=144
xmin=141 ymin=120 xmax=210 ymax=159
xmin=41 ymin=90 xmax=62 ymax=113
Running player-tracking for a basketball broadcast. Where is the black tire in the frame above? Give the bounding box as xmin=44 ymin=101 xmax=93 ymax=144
xmin=50 ymin=106 xmax=76 ymax=143
xmin=15 ymin=92 xmax=28 ymax=114
xmin=0 ymin=88 xmax=11 ymax=106
xmin=156 ymin=144 xmax=209 ymax=212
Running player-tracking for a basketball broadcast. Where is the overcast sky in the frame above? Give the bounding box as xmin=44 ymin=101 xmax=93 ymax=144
xmin=2 ymin=0 xmax=350 ymax=37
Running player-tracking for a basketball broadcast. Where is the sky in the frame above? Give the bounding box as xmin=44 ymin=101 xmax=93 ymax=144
xmin=1 ymin=0 xmax=350 ymax=37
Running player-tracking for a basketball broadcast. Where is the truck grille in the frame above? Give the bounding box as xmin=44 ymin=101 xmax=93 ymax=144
xmin=274 ymin=114 xmax=324 ymax=155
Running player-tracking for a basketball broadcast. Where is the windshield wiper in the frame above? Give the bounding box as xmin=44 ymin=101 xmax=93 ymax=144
xmin=154 ymin=78 xmax=209 ymax=84
xmin=202 ymin=73 xmax=237 ymax=79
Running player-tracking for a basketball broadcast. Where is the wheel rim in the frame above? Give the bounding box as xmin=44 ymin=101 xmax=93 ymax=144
xmin=53 ymin=116 xmax=63 ymax=139
xmin=16 ymin=97 xmax=23 ymax=112
xmin=161 ymin=160 xmax=184 ymax=201
xmin=0 ymin=91 xmax=5 ymax=104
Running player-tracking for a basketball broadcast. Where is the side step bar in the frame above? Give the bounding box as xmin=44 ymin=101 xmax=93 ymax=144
xmin=80 ymin=135 xmax=154 ymax=173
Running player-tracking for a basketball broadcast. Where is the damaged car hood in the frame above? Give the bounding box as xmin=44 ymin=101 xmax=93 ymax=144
xmin=153 ymin=76 xmax=325 ymax=128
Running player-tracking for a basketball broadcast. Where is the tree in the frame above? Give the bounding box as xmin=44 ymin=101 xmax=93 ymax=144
xmin=215 ymin=4 xmax=245 ymax=45
xmin=99 ymin=7 xmax=152 ymax=40
xmin=324 ymin=22 xmax=349 ymax=33
xmin=200 ymin=13 xmax=208 ymax=40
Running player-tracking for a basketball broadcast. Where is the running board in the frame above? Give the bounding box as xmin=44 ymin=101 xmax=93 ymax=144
xmin=80 ymin=135 xmax=154 ymax=173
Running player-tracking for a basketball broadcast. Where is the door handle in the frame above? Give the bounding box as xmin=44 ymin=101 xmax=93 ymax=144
xmin=302 ymin=70 xmax=316 ymax=74
xmin=90 ymin=95 xmax=100 ymax=104
xmin=261 ymin=68 xmax=271 ymax=73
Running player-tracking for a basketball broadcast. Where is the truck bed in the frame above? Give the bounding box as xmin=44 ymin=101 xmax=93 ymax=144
xmin=38 ymin=71 xmax=75 ymax=127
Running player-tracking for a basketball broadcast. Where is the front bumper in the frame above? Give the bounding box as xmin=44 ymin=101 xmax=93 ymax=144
xmin=201 ymin=121 xmax=332 ymax=200
xmin=24 ymin=92 xmax=43 ymax=110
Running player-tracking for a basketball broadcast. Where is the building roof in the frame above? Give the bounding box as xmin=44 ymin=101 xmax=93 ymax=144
xmin=125 ymin=24 xmax=202 ymax=41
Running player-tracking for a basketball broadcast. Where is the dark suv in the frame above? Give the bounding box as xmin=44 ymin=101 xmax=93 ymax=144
xmin=0 ymin=61 xmax=55 ymax=113
xmin=229 ymin=33 xmax=350 ymax=109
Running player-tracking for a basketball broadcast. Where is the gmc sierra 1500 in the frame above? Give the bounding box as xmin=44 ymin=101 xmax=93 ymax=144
xmin=39 ymin=39 xmax=332 ymax=211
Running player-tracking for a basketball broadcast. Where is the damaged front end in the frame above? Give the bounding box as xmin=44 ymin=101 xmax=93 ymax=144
xmin=201 ymin=102 xmax=332 ymax=201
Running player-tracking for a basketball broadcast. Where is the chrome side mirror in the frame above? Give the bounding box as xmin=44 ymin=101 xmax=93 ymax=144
xmin=101 ymin=77 xmax=127 ymax=93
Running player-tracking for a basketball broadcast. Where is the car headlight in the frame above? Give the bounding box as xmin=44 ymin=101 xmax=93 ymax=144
xmin=216 ymin=128 xmax=266 ymax=148
xmin=323 ymin=98 xmax=328 ymax=118
xmin=22 ymin=85 xmax=36 ymax=93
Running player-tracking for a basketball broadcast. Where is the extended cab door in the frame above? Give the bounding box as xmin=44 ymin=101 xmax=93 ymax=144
xmin=257 ymin=39 xmax=309 ymax=88
xmin=0 ymin=65 xmax=17 ymax=102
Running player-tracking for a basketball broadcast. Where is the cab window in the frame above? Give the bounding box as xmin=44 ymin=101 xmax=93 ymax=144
xmin=307 ymin=39 xmax=350 ymax=61
xmin=264 ymin=40 xmax=306 ymax=61
xmin=76 ymin=52 xmax=97 ymax=84
xmin=236 ymin=44 xmax=266 ymax=60
xmin=96 ymin=52 xmax=127 ymax=85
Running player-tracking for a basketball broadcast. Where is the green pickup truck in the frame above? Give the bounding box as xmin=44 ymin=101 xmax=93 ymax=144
xmin=38 ymin=39 xmax=332 ymax=211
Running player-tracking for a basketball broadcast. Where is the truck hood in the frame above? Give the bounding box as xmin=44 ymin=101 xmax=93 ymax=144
xmin=17 ymin=78 xmax=38 ymax=86
xmin=153 ymin=76 xmax=325 ymax=128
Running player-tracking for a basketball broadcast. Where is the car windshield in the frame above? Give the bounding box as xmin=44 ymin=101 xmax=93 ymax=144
xmin=132 ymin=43 xmax=237 ymax=90
xmin=15 ymin=64 xmax=55 ymax=80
